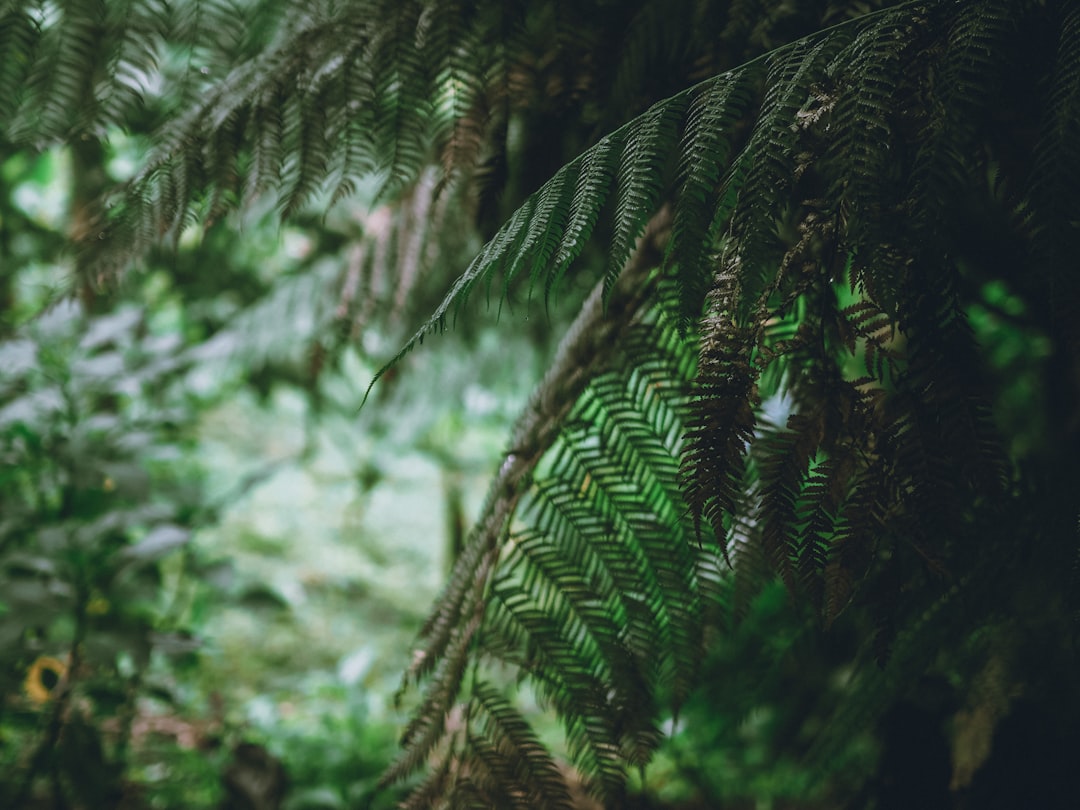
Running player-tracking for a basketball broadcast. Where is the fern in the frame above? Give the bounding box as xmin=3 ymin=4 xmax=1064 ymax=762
xmin=0 ymin=3 xmax=37 ymax=129
xmin=380 ymin=2 xmax=1079 ymax=802
xmin=382 ymin=215 xmax=712 ymax=806
xmin=604 ymin=94 xmax=687 ymax=293
xmin=665 ymin=70 xmax=756 ymax=329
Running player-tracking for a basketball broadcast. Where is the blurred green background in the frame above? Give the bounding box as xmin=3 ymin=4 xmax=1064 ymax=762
xmin=0 ymin=134 xmax=556 ymax=807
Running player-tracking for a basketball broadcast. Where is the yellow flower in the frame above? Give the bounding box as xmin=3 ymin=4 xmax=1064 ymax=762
xmin=24 ymin=656 xmax=67 ymax=704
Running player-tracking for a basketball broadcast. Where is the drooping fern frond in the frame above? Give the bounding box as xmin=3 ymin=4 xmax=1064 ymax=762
xmin=682 ymin=266 xmax=760 ymax=555
xmin=373 ymin=2 xmax=944 ymax=377
xmin=0 ymin=0 xmax=280 ymax=147
xmin=381 ymin=213 xmax=731 ymax=806
xmin=33 ymin=0 xmax=903 ymax=290
xmin=396 ymin=0 xmax=1056 ymax=563
xmin=2 ymin=0 xmax=153 ymax=143
xmin=70 ymin=0 xmax=432 ymax=275
xmin=387 ymin=1 xmax=1080 ymax=802
xmin=388 ymin=213 xmax=670 ymax=742
xmin=663 ymin=66 xmax=758 ymax=330
xmin=74 ymin=0 xmax=585 ymax=280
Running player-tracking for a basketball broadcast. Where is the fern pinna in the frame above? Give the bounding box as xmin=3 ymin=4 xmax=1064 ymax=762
xmin=380 ymin=0 xmax=1080 ymax=804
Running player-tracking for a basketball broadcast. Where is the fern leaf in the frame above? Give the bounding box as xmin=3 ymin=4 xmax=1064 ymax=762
xmin=245 ymin=87 xmax=286 ymax=203
xmin=756 ymin=423 xmax=818 ymax=591
xmin=371 ymin=0 xmax=433 ymax=197
xmin=727 ymin=477 xmax=773 ymax=625
xmin=0 ymin=6 xmax=40 ymax=131
xmin=399 ymin=757 xmax=452 ymax=810
xmin=470 ymin=684 xmax=573 ymax=810
xmin=683 ymin=270 xmax=760 ymax=549
xmin=484 ymin=585 xmax=633 ymax=800
xmin=34 ymin=0 xmax=104 ymax=140
xmin=279 ymin=85 xmax=328 ymax=217
xmin=428 ymin=0 xmax=491 ymax=183
xmin=545 ymin=133 xmax=621 ymax=303
xmin=382 ymin=589 xmax=484 ymax=789
xmin=504 ymin=163 xmax=574 ymax=298
xmin=824 ymin=9 xmax=916 ymax=286
xmin=97 ymin=0 xmax=166 ymax=126
xmin=394 ymin=216 xmax=710 ymax=805
xmin=604 ymin=94 xmax=687 ymax=293
xmin=908 ymin=0 xmax=1018 ymax=242
xmin=666 ymin=69 xmax=757 ymax=329
xmin=726 ymin=34 xmax=846 ymax=309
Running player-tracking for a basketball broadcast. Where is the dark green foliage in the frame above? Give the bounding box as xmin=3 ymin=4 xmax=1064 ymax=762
xmin=383 ymin=287 xmax=707 ymax=808
xmin=376 ymin=2 xmax=1080 ymax=804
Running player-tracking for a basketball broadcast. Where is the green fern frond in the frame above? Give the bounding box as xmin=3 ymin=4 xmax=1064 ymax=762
xmin=279 ymin=85 xmax=329 ymax=218
xmin=794 ymin=455 xmax=845 ymax=605
xmin=0 ymin=3 xmax=37 ymax=129
xmin=906 ymin=0 xmax=1020 ymax=245
xmin=394 ymin=214 xmax=669 ymax=701
xmin=389 ymin=215 xmax=714 ymax=804
xmin=382 ymin=602 xmax=482 ymax=789
xmin=483 ymin=584 xmax=640 ymax=800
xmin=545 ymin=134 xmax=621 ymax=302
xmin=905 ymin=278 xmax=1009 ymax=499
xmin=724 ymin=34 xmax=845 ymax=307
xmin=508 ymin=165 xmax=575 ymax=298
xmin=664 ymin=70 xmax=756 ymax=329
xmin=757 ymin=424 xmax=819 ymax=592
xmin=603 ymin=85 xmax=688 ymax=294
xmin=245 ymin=86 xmax=287 ymax=203
xmin=75 ymin=2 xmax=432 ymax=274
xmin=483 ymin=310 xmax=700 ymax=800
xmin=425 ymin=0 xmax=480 ymax=181
xmin=530 ymin=356 xmax=703 ymax=704
xmin=371 ymin=2 xmax=433 ymax=196
xmin=824 ymin=10 xmax=917 ymax=285
xmin=466 ymin=684 xmax=573 ymax=810
xmin=0 ymin=0 xmax=256 ymax=146
xmin=12 ymin=0 xmax=105 ymax=142
xmin=10 ymin=0 xmax=1074 ymax=804
xmin=725 ymin=477 xmax=772 ymax=625
xmin=97 ymin=0 xmax=167 ymax=125
xmin=379 ymin=4 xmax=936 ymax=383
xmin=367 ymin=8 xmax=1074 ymax=797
